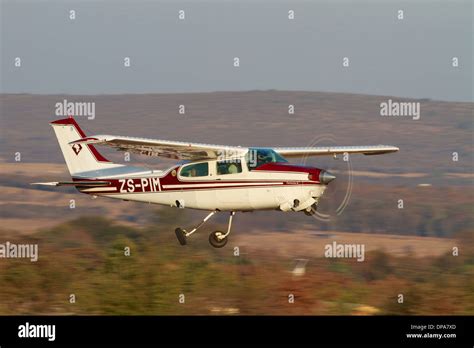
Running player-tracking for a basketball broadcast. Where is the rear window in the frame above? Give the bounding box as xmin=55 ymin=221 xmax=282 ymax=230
xmin=180 ymin=162 xmax=209 ymax=177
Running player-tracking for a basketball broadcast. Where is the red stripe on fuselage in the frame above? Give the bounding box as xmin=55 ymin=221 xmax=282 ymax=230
xmin=74 ymin=177 xmax=320 ymax=195
xmin=77 ymin=181 xmax=319 ymax=195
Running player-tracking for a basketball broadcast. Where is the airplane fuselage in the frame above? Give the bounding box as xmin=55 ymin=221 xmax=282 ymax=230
xmin=74 ymin=161 xmax=329 ymax=212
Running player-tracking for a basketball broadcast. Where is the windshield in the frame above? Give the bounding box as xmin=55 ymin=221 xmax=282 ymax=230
xmin=245 ymin=148 xmax=288 ymax=170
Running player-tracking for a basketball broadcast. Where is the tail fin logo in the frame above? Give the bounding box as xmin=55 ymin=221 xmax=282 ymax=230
xmin=72 ymin=143 xmax=83 ymax=155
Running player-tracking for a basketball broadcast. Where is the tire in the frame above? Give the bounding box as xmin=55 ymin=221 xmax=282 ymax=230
xmin=209 ymin=231 xmax=228 ymax=248
xmin=175 ymin=228 xmax=187 ymax=246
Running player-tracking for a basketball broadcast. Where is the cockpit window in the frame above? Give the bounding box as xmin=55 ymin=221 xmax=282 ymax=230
xmin=180 ymin=162 xmax=209 ymax=177
xmin=245 ymin=148 xmax=288 ymax=170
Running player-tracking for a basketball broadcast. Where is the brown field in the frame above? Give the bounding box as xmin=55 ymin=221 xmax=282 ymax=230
xmin=235 ymin=230 xmax=454 ymax=259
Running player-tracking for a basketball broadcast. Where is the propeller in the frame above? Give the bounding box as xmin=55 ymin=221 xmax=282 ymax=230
xmin=299 ymin=135 xmax=354 ymax=222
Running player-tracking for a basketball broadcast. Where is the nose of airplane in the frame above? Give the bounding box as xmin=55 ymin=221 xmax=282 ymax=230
xmin=319 ymin=170 xmax=336 ymax=184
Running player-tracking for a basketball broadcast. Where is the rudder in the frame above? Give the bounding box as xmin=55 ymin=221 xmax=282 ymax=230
xmin=50 ymin=117 xmax=120 ymax=176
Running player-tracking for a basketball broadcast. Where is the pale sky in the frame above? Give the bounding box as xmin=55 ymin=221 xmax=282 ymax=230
xmin=1 ymin=0 xmax=472 ymax=101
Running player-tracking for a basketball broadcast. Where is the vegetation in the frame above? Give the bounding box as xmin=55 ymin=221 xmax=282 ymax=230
xmin=0 ymin=215 xmax=472 ymax=315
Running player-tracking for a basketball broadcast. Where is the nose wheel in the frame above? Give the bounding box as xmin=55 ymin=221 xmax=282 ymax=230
xmin=174 ymin=211 xmax=235 ymax=248
xmin=304 ymin=201 xmax=319 ymax=216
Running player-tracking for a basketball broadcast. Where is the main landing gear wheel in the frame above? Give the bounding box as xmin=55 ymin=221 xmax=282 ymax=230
xmin=173 ymin=211 xmax=234 ymax=247
xmin=209 ymin=231 xmax=228 ymax=248
xmin=175 ymin=228 xmax=187 ymax=245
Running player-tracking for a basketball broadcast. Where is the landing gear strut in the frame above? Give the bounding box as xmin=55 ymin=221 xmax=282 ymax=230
xmin=175 ymin=211 xmax=235 ymax=248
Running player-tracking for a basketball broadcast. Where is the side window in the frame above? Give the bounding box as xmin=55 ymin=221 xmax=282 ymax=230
xmin=216 ymin=160 xmax=242 ymax=175
xmin=180 ymin=162 xmax=209 ymax=177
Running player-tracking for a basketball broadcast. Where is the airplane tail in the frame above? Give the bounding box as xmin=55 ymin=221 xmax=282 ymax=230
xmin=50 ymin=117 xmax=122 ymax=176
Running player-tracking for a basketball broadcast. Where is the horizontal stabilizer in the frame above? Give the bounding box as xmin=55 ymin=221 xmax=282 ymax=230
xmin=31 ymin=181 xmax=111 ymax=187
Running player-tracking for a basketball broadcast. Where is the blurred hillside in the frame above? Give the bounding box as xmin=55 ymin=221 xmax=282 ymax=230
xmin=0 ymin=91 xmax=472 ymax=179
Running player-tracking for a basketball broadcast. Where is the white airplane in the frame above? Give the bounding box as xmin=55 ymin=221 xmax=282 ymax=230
xmin=34 ymin=117 xmax=399 ymax=248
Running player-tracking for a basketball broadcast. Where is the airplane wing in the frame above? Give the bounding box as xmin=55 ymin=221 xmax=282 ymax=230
xmin=273 ymin=145 xmax=399 ymax=158
xmin=69 ymin=135 xmax=247 ymax=161
xmin=70 ymin=135 xmax=398 ymax=160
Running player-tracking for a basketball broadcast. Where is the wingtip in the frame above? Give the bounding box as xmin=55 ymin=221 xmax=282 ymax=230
xmin=381 ymin=145 xmax=400 ymax=152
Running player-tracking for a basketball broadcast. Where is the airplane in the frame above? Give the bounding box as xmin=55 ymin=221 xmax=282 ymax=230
xmin=34 ymin=117 xmax=399 ymax=248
